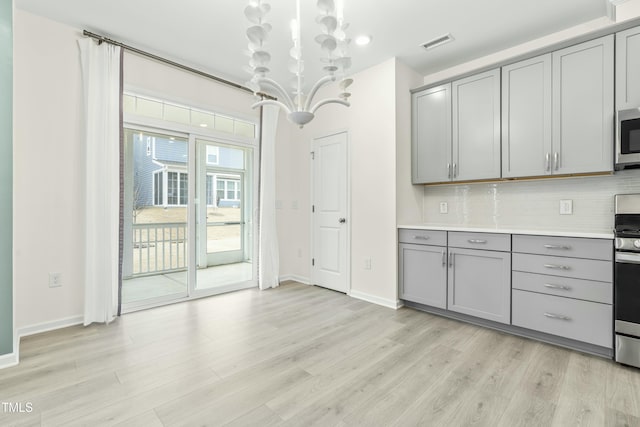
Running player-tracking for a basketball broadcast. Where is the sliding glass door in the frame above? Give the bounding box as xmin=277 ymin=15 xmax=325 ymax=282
xmin=122 ymin=129 xmax=190 ymax=309
xmin=121 ymin=128 xmax=256 ymax=311
xmin=194 ymin=139 xmax=254 ymax=292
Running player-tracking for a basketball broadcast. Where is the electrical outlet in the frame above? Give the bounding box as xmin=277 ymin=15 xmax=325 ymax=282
xmin=560 ymin=199 xmax=573 ymax=215
xmin=291 ymin=200 xmax=299 ymax=210
xmin=439 ymin=202 xmax=448 ymax=214
xmin=297 ymin=248 xmax=302 ymax=258
xmin=49 ymin=273 xmax=62 ymax=288
xmin=364 ymin=258 xmax=372 ymax=270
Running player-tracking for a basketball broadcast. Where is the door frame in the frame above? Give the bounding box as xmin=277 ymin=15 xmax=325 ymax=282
xmin=310 ymin=129 xmax=352 ymax=294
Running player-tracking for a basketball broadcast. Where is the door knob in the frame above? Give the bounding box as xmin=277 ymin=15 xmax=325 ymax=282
xmin=338 ymin=218 xmax=346 ymax=224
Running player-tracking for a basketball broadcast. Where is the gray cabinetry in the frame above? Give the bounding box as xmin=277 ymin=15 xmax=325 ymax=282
xmin=616 ymin=25 xmax=640 ymax=110
xmin=552 ymin=35 xmax=614 ymax=174
xmin=447 ymin=232 xmax=511 ymax=324
xmin=511 ymin=234 xmax=613 ymax=349
xmin=512 ymin=290 xmax=612 ymax=348
xmin=411 ymin=84 xmax=452 ymax=184
xmin=502 ymin=35 xmax=614 ymax=178
xmin=399 ymin=230 xmax=447 ymax=308
xmin=411 ymin=68 xmax=501 ymax=184
xmin=452 ymin=69 xmax=502 ymax=181
xmin=501 ymin=54 xmax=552 ymax=178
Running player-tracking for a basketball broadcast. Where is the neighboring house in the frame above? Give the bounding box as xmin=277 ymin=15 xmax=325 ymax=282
xmin=133 ymin=133 xmax=243 ymax=208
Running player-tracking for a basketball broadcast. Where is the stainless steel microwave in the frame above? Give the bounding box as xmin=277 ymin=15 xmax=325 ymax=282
xmin=616 ymin=108 xmax=640 ymax=170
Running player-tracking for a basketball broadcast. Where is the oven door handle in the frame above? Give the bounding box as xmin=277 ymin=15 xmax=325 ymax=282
xmin=616 ymin=252 xmax=640 ymax=264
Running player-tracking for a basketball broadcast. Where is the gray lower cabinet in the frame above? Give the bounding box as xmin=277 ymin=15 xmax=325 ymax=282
xmin=512 ymin=234 xmax=613 ymax=349
xmin=399 ymin=243 xmax=447 ymax=309
xmin=399 ymin=229 xmax=613 ymax=354
xmin=447 ymin=247 xmax=511 ymax=324
xmin=512 ymin=290 xmax=612 ymax=348
xmin=616 ymin=25 xmax=640 ymax=111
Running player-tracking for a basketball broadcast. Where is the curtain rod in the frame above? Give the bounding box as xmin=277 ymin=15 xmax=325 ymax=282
xmin=82 ymin=30 xmax=275 ymax=100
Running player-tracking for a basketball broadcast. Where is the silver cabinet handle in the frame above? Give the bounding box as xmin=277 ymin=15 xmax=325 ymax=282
xmin=468 ymin=239 xmax=487 ymax=244
xmin=554 ymin=152 xmax=559 ymax=171
xmin=442 ymin=250 xmax=446 ymax=267
xmin=453 ymin=163 xmax=457 ymax=178
xmin=449 ymin=252 xmax=454 ymax=268
xmin=544 ymin=283 xmax=572 ymax=291
xmin=447 ymin=163 xmax=451 ymax=179
xmin=544 ymin=264 xmax=570 ymax=270
xmin=545 ymin=153 xmax=550 ymax=172
xmin=544 ymin=244 xmax=571 ymax=250
xmin=544 ymin=312 xmax=571 ymax=321
xmin=413 ymin=235 xmax=429 ymax=240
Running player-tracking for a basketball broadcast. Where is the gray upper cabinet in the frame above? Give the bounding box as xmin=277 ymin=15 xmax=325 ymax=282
xmin=452 ymin=69 xmax=502 ymax=181
xmin=502 ymin=54 xmax=552 ymax=178
xmin=412 ymin=84 xmax=452 ymax=184
xmin=552 ymin=35 xmax=614 ymax=174
xmin=617 ymin=26 xmax=640 ymax=110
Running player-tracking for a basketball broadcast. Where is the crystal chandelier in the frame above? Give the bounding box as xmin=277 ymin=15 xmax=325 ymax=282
xmin=244 ymin=0 xmax=353 ymax=128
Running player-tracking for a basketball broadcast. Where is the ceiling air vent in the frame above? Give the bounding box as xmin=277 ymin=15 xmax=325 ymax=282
xmin=421 ymin=33 xmax=454 ymax=51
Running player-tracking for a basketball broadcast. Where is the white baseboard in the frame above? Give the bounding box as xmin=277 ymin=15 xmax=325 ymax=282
xmin=349 ymin=290 xmax=402 ymax=310
xmin=279 ymin=275 xmax=311 ymax=285
xmin=0 ymin=350 xmax=18 ymax=369
xmin=17 ymin=315 xmax=84 ymax=338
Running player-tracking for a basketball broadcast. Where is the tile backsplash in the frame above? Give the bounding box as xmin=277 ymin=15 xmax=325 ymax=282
xmin=422 ymin=170 xmax=640 ymax=234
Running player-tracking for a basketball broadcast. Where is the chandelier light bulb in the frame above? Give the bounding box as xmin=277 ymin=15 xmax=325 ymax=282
xmin=244 ymin=0 xmax=353 ymax=127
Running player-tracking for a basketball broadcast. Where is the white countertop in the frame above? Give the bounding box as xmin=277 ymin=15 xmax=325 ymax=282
xmin=397 ymin=224 xmax=614 ymax=239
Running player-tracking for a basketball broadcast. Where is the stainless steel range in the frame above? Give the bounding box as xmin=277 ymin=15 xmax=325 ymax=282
xmin=615 ymin=194 xmax=640 ymax=368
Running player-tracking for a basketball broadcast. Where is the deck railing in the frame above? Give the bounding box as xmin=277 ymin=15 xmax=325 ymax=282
xmin=131 ymin=222 xmax=187 ymax=276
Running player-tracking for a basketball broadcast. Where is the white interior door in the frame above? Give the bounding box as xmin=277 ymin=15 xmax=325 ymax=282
xmin=312 ymin=132 xmax=349 ymax=293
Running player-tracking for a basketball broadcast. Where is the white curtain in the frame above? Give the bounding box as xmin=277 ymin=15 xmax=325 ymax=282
xmin=78 ymin=38 xmax=121 ymax=325
xmin=259 ymin=105 xmax=280 ymax=290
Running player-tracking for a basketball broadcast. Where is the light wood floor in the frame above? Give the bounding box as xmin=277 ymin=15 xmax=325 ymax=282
xmin=2 ymin=281 xmax=640 ymax=427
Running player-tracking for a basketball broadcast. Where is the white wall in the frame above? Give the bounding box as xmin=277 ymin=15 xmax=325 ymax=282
xmin=123 ymin=52 xmax=258 ymax=122
xmin=424 ymin=1 xmax=640 ymax=86
xmin=276 ymin=58 xmax=414 ymax=306
xmin=395 ymin=61 xmax=423 ymax=226
xmin=14 ymin=10 xmax=85 ymax=331
xmin=13 ymin=10 xmax=259 ymax=332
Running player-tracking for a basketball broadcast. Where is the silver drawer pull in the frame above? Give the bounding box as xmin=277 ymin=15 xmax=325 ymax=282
xmin=543 ymin=244 xmax=571 ymax=250
xmin=468 ymin=239 xmax=487 ymax=244
xmin=544 ymin=312 xmax=571 ymax=321
xmin=544 ymin=283 xmax=571 ymax=291
xmin=442 ymin=250 xmax=446 ymax=267
xmin=413 ymin=235 xmax=430 ymax=240
xmin=543 ymin=264 xmax=570 ymax=270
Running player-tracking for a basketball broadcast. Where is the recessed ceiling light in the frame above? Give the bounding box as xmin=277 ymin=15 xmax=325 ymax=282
xmin=421 ymin=33 xmax=454 ymax=51
xmin=199 ymin=123 xmax=208 ymax=128
xmin=355 ymin=35 xmax=372 ymax=46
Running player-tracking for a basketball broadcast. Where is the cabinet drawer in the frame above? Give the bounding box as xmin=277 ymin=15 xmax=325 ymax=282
xmin=512 ymin=271 xmax=612 ymax=304
xmin=448 ymin=231 xmax=510 ymax=251
xmin=398 ymin=229 xmax=447 ymax=246
xmin=512 ymin=253 xmax=612 ymax=282
xmin=512 ymin=290 xmax=612 ymax=348
xmin=512 ymin=234 xmax=612 ymax=261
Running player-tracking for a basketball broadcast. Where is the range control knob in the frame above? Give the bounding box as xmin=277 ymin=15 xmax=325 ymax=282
xmin=634 ymin=240 xmax=640 ymax=249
